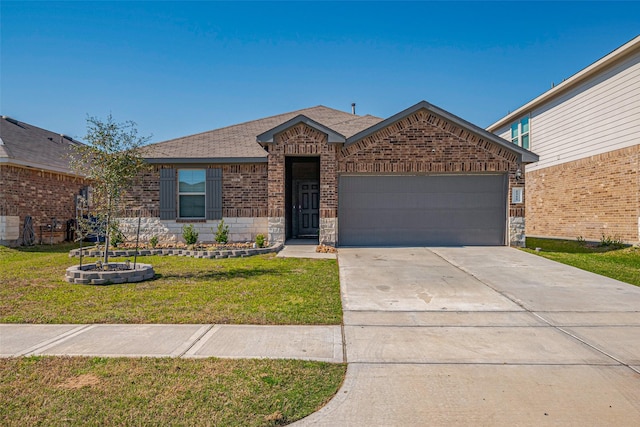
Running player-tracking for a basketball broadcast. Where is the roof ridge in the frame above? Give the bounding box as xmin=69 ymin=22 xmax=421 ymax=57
xmin=1 ymin=116 xmax=80 ymax=142
xmin=149 ymin=105 xmax=348 ymax=146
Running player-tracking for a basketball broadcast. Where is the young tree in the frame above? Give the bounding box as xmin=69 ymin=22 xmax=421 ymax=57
xmin=70 ymin=114 xmax=150 ymax=264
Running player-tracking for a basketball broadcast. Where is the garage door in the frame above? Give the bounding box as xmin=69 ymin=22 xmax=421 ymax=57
xmin=338 ymin=175 xmax=507 ymax=246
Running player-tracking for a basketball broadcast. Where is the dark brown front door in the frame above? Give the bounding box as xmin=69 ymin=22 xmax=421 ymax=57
xmin=297 ymin=181 xmax=319 ymax=236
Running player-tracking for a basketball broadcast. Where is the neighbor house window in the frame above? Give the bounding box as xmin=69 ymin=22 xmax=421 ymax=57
xmin=178 ymin=169 xmax=206 ymax=218
xmin=510 ymin=116 xmax=530 ymax=150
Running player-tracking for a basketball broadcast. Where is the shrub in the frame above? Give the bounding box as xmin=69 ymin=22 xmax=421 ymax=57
xmin=599 ymin=234 xmax=625 ymax=249
xmin=149 ymin=235 xmax=159 ymax=248
xmin=182 ymin=224 xmax=199 ymax=245
xmin=214 ymin=219 xmax=230 ymax=244
xmin=110 ymin=225 xmax=125 ymax=247
xmin=576 ymin=236 xmax=586 ymax=246
xmin=255 ymin=234 xmax=266 ymax=248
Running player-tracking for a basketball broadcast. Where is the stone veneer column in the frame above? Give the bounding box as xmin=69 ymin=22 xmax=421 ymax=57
xmin=509 ymin=217 xmax=525 ymax=247
xmin=319 ymin=217 xmax=337 ymax=246
xmin=268 ymin=217 xmax=285 ymax=244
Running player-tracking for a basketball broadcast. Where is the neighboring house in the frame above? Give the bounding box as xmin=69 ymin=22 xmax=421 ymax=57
xmin=488 ymin=35 xmax=640 ymax=245
xmin=126 ymin=101 xmax=537 ymax=247
xmin=0 ymin=116 xmax=88 ymax=246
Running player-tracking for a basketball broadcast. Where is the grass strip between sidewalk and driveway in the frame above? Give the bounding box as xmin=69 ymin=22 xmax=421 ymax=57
xmin=0 ymin=356 xmax=346 ymax=427
xmin=523 ymin=237 xmax=640 ymax=287
xmin=0 ymin=244 xmax=341 ymax=324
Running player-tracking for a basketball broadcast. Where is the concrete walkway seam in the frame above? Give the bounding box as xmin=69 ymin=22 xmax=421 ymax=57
xmin=176 ymin=324 xmax=214 ymax=357
xmin=183 ymin=325 xmax=223 ymax=358
xmin=25 ymin=324 xmax=94 ymax=356
xmin=14 ymin=325 xmax=91 ymax=357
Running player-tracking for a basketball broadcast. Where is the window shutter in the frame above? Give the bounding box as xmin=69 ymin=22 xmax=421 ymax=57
xmin=206 ymin=168 xmax=222 ymax=220
xmin=159 ymin=168 xmax=176 ymax=220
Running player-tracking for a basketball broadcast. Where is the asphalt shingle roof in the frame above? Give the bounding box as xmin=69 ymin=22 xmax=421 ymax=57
xmin=0 ymin=116 xmax=82 ymax=174
xmin=140 ymin=106 xmax=383 ymax=161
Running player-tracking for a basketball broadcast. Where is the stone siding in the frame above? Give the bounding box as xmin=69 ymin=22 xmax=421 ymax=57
xmin=118 ymin=217 xmax=268 ymax=244
xmin=0 ymin=165 xmax=88 ymax=245
xmin=526 ymin=145 xmax=639 ymax=244
xmin=509 ymin=217 xmax=526 ymax=247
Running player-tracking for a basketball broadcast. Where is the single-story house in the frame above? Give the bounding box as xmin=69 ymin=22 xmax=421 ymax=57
xmin=487 ymin=35 xmax=640 ymax=245
xmin=125 ymin=101 xmax=538 ymax=247
xmin=0 ymin=116 xmax=88 ymax=246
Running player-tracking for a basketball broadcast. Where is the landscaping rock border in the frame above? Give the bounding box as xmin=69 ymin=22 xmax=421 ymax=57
xmin=69 ymin=244 xmax=284 ymax=260
xmin=65 ymin=263 xmax=155 ymax=285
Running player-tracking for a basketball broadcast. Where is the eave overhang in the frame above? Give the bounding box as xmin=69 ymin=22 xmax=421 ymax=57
xmin=144 ymin=157 xmax=268 ymax=164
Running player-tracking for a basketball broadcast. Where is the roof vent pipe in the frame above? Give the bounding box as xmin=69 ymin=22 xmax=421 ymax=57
xmin=351 ymin=103 xmax=356 ymax=115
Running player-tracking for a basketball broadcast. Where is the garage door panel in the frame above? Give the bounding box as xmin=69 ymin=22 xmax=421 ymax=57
xmin=339 ymin=175 xmax=507 ymax=246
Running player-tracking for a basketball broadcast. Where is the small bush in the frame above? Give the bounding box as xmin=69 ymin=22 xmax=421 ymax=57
xmin=182 ymin=224 xmax=199 ymax=245
xmin=110 ymin=225 xmax=125 ymax=247
xmin=149 ymin=236 xmax=159 ymax=248
xmin=255 ymin=234 xmax=266 ymax=248
xmin=214 ymin=220 xmax=230 ymax=244
xmin=576 ymin=236 xmax=586 ymax=246
xmin=600 ymin=234 xmax=625 ymax=249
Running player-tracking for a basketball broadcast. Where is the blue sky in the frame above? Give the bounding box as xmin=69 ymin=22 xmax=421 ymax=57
xmin=1 ymin=1 xmax=639 ymax=143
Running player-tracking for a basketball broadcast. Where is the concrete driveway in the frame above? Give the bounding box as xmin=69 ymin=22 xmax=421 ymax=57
xmin=296 ymin=247 xmax=640 ymax=426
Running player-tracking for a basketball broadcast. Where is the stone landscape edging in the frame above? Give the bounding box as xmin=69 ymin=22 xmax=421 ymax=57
xmin=69 ymin=243 xmax=284 ymax=260
xmin=65 ymin=263 xmax=155 ymax=285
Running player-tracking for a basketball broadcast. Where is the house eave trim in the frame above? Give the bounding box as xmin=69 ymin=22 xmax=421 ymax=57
xmin=0 ymin=157 xmax=81 ymax=176
xmin=144 ymin=157 xmax=268 ymax=164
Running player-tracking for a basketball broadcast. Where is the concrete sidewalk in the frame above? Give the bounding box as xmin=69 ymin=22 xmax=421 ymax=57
xmin=294 ymin=247 xmax=640 ymax=426
xmin=0 ymin=324 xmax=343 ymax=362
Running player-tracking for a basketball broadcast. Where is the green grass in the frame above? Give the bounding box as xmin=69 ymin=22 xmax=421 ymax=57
xmin=0 ymin=356 xmax=346 ymax=426
xmin=523 ymin=237 xmax=640 ymax=286
xmin=0 ymin=244 xmax=342 ymax=324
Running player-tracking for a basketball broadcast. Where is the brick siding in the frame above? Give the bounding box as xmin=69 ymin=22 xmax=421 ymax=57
xmin=526 ymin=145 xmax=639 ymax=244
xmin=0 ymin=165 xmax=88 ymax=243
xmin=268 ymin=124 xmax=338 ymax=218
xmin=122 ymin=163 xmax=268 ymax=218
xmin=222 ymin=164 xmax=268 ymax=217
xmin=338 ymin=109 xmax=524 ymax=218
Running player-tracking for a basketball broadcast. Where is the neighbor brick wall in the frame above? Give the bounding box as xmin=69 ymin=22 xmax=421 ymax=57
xmin=526 ymin=145 xmax=639 ymax=244
xmin=121 ymin=163 xmax=268 ymax=218
xmin=0 ymin=165 xmax=87 ymax=243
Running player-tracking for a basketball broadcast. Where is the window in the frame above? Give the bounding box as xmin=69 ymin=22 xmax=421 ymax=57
xmin=510 ymin=116 xmax=530 ymax=150
xmin=512 ymin=187 xmax=524 ymax=204
xmin=178 ymin=169 xmax=205 ymax=218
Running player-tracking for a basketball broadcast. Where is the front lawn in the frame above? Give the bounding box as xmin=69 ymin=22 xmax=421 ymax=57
xmin=0 ymin=356 xmax=345 ymax=426
xmin=523 ymin=237 xmax=640 ymax=287
xmin=0 ymin=244 xmax=342 ymax=324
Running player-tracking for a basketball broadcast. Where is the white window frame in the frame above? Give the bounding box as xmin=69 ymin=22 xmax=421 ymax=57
xmin=510 ymin=116 xmax=530 ymax=150
xmin=178 ymin=169 xmax=206 ymax=219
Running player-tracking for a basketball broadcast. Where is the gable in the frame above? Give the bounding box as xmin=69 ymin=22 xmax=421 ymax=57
xmin=339 ymin=108 xmax=518 ymax=174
